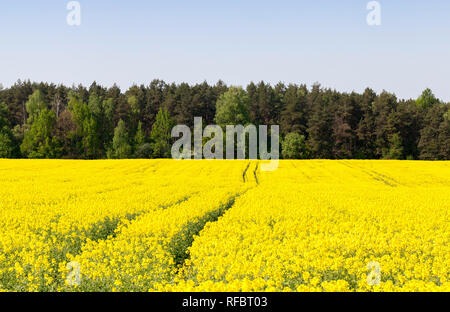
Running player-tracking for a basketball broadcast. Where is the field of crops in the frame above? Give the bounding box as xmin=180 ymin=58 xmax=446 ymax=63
xmin=0 ymin=159 xmax=449 ymax=292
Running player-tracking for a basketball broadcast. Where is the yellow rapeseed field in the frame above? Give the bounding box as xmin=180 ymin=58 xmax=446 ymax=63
xmin=0 ymin=159 xmax=448 ymax=292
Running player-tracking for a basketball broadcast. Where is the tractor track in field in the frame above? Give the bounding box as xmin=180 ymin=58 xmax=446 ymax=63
xmin=48 ymin=166 xmax=260 ymax=289
xmin=338 ymin=161 xmax=398 ymax=187
xmin=168 ymin=191 xmax=246 ymax=268
xmin=253 ymin=163 xmax=259 ymax=184
xmin=172 ymin=165 xmax=261 ymax=271
xmin=42 ymin=192 xmax=198 ymax=289
xmin=242 ymin=162 xmax=251 ymax=182
xmin=243 ymin=161 xmax=260 ymax=184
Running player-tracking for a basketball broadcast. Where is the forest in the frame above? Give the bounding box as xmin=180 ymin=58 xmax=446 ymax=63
xmin=0 ymin=80 xmax=448 ymax=160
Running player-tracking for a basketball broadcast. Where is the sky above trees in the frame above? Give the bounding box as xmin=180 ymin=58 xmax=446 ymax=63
xmin=1 ymin=0 xmax=450 ymax=101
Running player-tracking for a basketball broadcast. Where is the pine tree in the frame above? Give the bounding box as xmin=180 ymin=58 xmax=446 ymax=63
xmin=331 ymin=93 xmax=359 ymax=159
xmin=280 ymin=84 xmax=308 ymax=136
xmin=151 ymin=108 xmax=174 ymax=158
xmin=0 ymin=101 xmax=15 ymax=158
xmin=356 ymin=88 xmax=377 ymax=159
xmin=307 ymin=90 xmax=334 ymax=159
xmin=255 ymin=81 xmax=274 ymax=125
xmin=438 ymin=109 xmax=450 ymax=159
xmin=372 ymin=91 xmax=397 ymax=157
xmin=418 ymin=105 xmax=445 ymax=160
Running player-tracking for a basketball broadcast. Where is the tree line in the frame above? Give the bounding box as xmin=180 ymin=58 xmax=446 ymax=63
xmin=0 ymin=80 xmax=448 ymax=160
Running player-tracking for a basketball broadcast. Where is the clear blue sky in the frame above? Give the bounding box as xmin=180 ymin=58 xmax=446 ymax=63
xmin=1 ymin=0 xmax=449 ymax=101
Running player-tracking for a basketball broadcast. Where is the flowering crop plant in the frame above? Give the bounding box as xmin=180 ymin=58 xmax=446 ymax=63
xmin=0 ymin=159 xmax=448 ymax=292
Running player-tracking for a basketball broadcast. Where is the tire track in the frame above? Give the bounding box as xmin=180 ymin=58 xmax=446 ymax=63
xmin=43 ymin=193 xmax=197 ymax=290
xmin=242 ymin=162 xmax=251 ymax=182
xmin=168 ymin=191 xmax=245 ymax=267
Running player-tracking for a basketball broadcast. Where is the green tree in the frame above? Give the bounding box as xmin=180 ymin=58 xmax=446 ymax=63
xmin=372 ymin=91 xmax=398 ymax=158
xmin=151 ymin=108 xmax=174 ymax=158
xmin=20 ymin=109 xmax=60 ymax=158
xmin=128 ymin=95 xmax=141 ymax=128
xmin=68 ymin=93 xmax=103 ymax=158
xmin=25 ymin=90 xmax=46 ymax=124
xmin=418 ymin=104 xmax=447 ymax=160
xmin=0 ymin=101 xmax=9 ymax=127
xmin=280 ymin=84 xmax=308 ymax=136
xmin=282 ymin=132 xmax=310 ymax=159
xmin=307 ymin=87 xmax=334 ymax=159
xmin=331 ymin=93 xmax=359 ymax=159
xmin=0 ymin=102 xmax=17 ymax=158
xmin=54 ymin=110 xmax=78 ymax=158
xmin=356 ymin=88 xmax=377 ymax=159
xmin=20 ymin=91 xmax=60 ymax=158
xmin=253 ymin=82 xmax=276 ymax=125
xmin=102 ymin=97 xmax=118 ymax=149
xmin=134 ymin=121 xmax=146 ymax=147
xmin=383 ymin=133 xmax=403 ymax=160
xmin=68 ymin=94 xmax=89 ymax=156
xmin=0 ymin=132 xmax=14 ymax=158
xmin=214 ymin=86 xmax=251 ymax=127
xmin=134 ymin=121 xmax=150 ymax=158
xmin=111 ymin=119 xmax=131 ymax=159
xmin=416 ymin=88 xmax=439 ymax=110
xmin=438 ymin=108 xmax=450 ymax=159
xmin=84 ymin=94 xmax=103 ymax=157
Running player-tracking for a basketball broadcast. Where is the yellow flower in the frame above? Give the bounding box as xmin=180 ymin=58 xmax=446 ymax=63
xmin=0 ymin=159 xmax=448 ymax=292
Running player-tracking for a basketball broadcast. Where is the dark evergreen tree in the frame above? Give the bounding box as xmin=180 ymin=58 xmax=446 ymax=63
xmin=356 ymin=88 xmax=377 ymax=159
xmin=0 ymin=102 xmax=17 ymax=157
xmin=372 ymin=91 xmax=397 ymax=158
xmin=280 ymin=84 xmax=308 ymax=136
xmin=418 ymin=104 xmax=445 ymax=160
xmin=307 ymin=88 xmax=334 ymax=159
